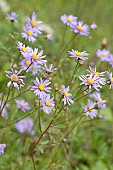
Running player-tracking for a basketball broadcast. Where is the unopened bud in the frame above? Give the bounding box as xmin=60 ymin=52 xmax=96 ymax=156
xmin=62 ymin=138 xmax=68 ymax=143
xmin=102 ymin=38 xmax=108 ymax=48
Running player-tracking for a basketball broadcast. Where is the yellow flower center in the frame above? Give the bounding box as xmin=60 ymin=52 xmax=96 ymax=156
xmin=32 ymin=54 xmax=39 ymax=60
xmin=38 ymin=84 xmax=45 ymax=91
xmin=33 ymin=66 xmax=37 ymax=70
xmin=45 ymin=100 xmax=50 ymax=106
xmin=98 ymin=98 xmax=102 ymax=102
xmin=20 ymin=103 xmax=25 ymax=107
xmin=88 ymin=106 xmax=93 ymax=112
xmin=87 ymin=78 xmax=94 ymax=85
xmin=110 ymin=77 xmax=113 ymax=83
xmin=67 ymin=17 xmax=72 ymax=22
xmin=102 ymin=53 xmax=106 ymax=57
xmin=22 ymin=47 xmax=27 ymax=52
xmin=11 ymin=74 xmax=19 ymax=82
xmin=27 ymin=30 xmax=32 ymax=36
xmin=77 ymin=26 xmax=83 ymax=31
xmin=31 ymin=20 xmax=37 ymax=27
xmin=25 ymin=60 xmax=31 ymax=66
xmin=93 ymin=71 xmax=99 ymax=78
xmin=64 ymin=92 xmax=69 ymax=98
xmin=76 ymin=51 xmax=82 ymax=56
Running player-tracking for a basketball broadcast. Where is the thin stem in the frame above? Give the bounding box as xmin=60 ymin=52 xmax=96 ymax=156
xmin=23 ymin=62 xmax=33 ymax=73
xmin=31 ymin=154 xmax=36 ymax=170
xmin=69 ymin=61 xmax=79 ymax=86
xmin=38 ymin=102 xmax=42 ymax=134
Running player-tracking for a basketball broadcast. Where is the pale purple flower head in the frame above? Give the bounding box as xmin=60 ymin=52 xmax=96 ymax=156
xmin=108 ymin=54 xmax=113 ymax=67
xmin=68 ymin=49 xmax=89 ymax=61
xmin=96 ymin=49 xmax=110 ymax=62
xmin=15 ymin=118 xmax=35 ymax=135
xmin=17 ymin=41 xmax=32 ymax=57
xmin=98 ymin=114 xmax=105 ymax=119
xmin=90 ymin=92 xmax=106 ymax=109
xmin=40 ymin=94 xmax=55 ymax=114
xmin=16 ymin=99 xmax=30 ymax=112
xmin=31 ymin=63 xmax=42 ymax=75
xmin=107 ymin=72 xmax=113 ymax=89
xmin=6 ymin=12 xmax=18 ymax=22
xmin=46 ymin=34 xmax=53 ymax=40
xmin=72 ymin=21 xmax=89 ymax=36
xmin=26 ymin=12 xmax=43 ymax=35
xmin=19 ymin=58 xmax=32 ymax=72
xmin=84 ymin=100 xmax=97 ymax=119
xmin=0 ymin=144 xmax=6 ymax=155
xmin=22 ymin=25 xmax=37 ymax=43
xmin=5 ymin=68 xmax=25 ymax=90
xmin=60 ymin=14 xmax=77 ymax=28
xmin=43 ymin=64 xmax=57 ymax=74
xmin=90 ymin=22 xmax=97 ymax=30
xmin=31 ymin=77 xmax=51 ymax=98
xmin=61 ymin=85 xmax=74 ymax=105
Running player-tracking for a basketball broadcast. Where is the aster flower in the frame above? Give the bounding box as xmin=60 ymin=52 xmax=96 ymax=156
xmin=22 ymin=25 xmax=37 ymax=42
xmin=0 ymin=144 xmax=6 ymax=155
xmin=98 ymin=114 xmax=105 ymax=119
xmin=5 ymin=68 xmax=25 ymax=90
xmin=90 ymin=92 xmax=106 ymax=109
xmin=16 ymin=99 xmax=30 ymax=112
xmin=43 ymin=64 xmax=57 ymax=74
xmin=31 ymin=63 xmax=42 ymax=75
xmin=17 ymin=41 xmax=32 ymax=57
xmin=60 ymin=14 xmax=77 ymax=27
xmin=60 ymin=85 xmax=74 ymax=105
xmin=96 ymin=49 xmax=110 ymax=62
xmin=84 ymin=100 xmax=97 ymax=119
xmin=15 ymin=118 xmax=35 ymax=135
xmin=40 ymin=94 xmax=55 ymax=114
xmin=19 ymin=58 xmax=32 ymax=72
xmin=0 ymin=101 xmax=8 ymax=119
xmin=31 ymin=77 xmax=51 ymax=98
xmin=6 ymin=12 xmax=18 ymax=22
xmin=26 ymin=12 xmax=43 ymax=34
xmin=90 ymin=22 xmax=97 ymax=30
xmin=108 ymin=54 xmax=113 ymax=67
xmin=72 ymin=21 xmax=89 ymax=36
xmin=29 ymin=48 xmax=47 ymax=64
xmin=68 ymin=49 xmax=89 ymax=61
xmin=107 ymin=72 xmax=113 ymax=89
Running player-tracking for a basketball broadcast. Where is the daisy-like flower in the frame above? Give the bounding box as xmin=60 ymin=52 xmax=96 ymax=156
xmin=16 ymin=99 xmax=30 ymax=112
xmin=60 ymin=14 xmax=77 ymax=27
xmin=43 ymin=64 xmax=57 ymax=74
xmin=5 ymin=68 xmax=25 ymax=90
xmin=31 ymin=63 xmax=42 ymax=75
xmin=90 ymin=92 xmax=106 ymax=109
xmin=68 ymin=49 xmax=89 ymax=61
xmin=72 ymin=21 xmax=89 ymax=36
xmin=108 ymin=54 xmax=113 ymax=67
xmin=96 ymin=49 xmax=110 ymax=62
xmin=79 ymin=74 xmax=102 ymax=91
xmin=84 ymin=100 xmax=97 ymax=119
xmin=0 ymin=101 xmax=8 ymax=119
xmin=0 ymin=144 xmax=6 ymax=155
xmin=29 ymin=48 xmax=47 ymax=65
xmin=27 ymin=12 xmax=43 ymax=34
xmin=19 ymin=58 xmax=32 ymax=72
xmin=22 ymin=25 xmax=37 ymax=43
xmin=107 ymin=72 xmax=113 ymax=89
xmin=17 ymin=41 xmax=32 ymax=57
xmin=90 ymin=22 xmax=97 ymax=30
xmin=60 ymin=85 xmax=74 ymax=105
xmin=15 ymin=118 xmax=35 ymax=135
xmin=86 ymin=66 xmax=106 ymax=85
xmin=40 ymin=94 xmax=55 ymax=114
xmin=6 ymin=12 xmax=18 ymax=22
xmin=31 ymin=77 xmax=51 ymax=98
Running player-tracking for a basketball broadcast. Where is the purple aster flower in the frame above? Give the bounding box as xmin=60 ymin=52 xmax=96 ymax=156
xmin=29 ymin=48 xmax=47 ymax=64
xmin=98 ymin=114 xmax=105 ymax=119
xmin=46 ymin=34 xmax=53 ymax=40
xmin=26 ymin=12 xmax=43 ymax=34
xmin=96 ymin=49 xmax=110 ymax=62
xmin=84 ymin=100 xmax=97 ymax=119
xmin=90 ymin=92 xmax=106 ymax=109
xmin=72 ymin=21 xmax=89 ymax=36
xmin=31 ymin=63 xmax=42 ymax=75
xmin=68 ymin=49 xmax=89 ymax=61
xmin=22 ymin=25 xmax=37 ymax=43
xmin=0 ymin=144 xmax=6 ymax=155
xmin=17 ymin=41 xmax=32 ymax=57
xmin=60 ymin=85 xmax=74 ymax=105
xmin=108 ymin=54 xmax=113 ymax=67
xmin=16 ymin=99 xmax=30 ymax=112
xmin=40 ymin=94 xmax=55 ymax=114
xmin=60 ymin=14 xmax=77 ymax=28
xmin=19 ymin=58 xmax=32 ymax=72
xmin=43 ymin=64 xmax=57 ymax=74
xmin=15 ymin=118 xmax=35 ymax=135
xmin=0 ymin=101 xmax=8 ymax=119
xmin=31 ymin=77 xmax=51 ymax=98
xmin=5 ymin=68 xmax=25 ymax=90
xmin=90 ymin=22 xmax=97 ymax=30
xmin=6 ymin=12 xmax=18 ymax=22
xmin=107 ymin=72 xmax=113 ymax=89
